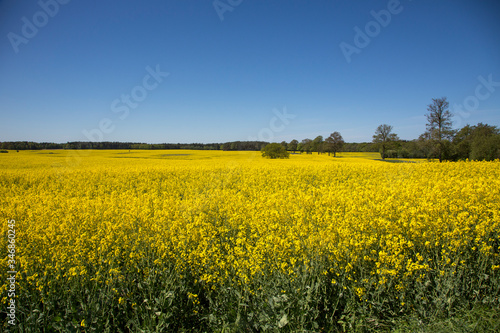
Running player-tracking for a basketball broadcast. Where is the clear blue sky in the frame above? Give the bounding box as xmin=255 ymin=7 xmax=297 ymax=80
xmin=1 ymin=0 xmax=499 ymax=143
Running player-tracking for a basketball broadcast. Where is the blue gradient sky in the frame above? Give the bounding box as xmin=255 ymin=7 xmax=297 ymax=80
xmin=1 ymin=0 xmax=499 ymax=143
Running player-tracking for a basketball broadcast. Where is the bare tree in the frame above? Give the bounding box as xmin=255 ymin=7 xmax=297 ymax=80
xmin=325 ymin=131 xmax=344 ymax=157
xmin=426 ymin=97 xmax=454 ymax=162
xmin=373 ymin=124 xmax=399 ymax=159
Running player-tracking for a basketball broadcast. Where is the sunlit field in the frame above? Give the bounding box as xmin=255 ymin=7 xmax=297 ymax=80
xmin=1 ymin=150 xmax=499 ymax=332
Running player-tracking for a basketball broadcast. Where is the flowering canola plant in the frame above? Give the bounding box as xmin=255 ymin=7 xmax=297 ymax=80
xmin=1 ymin=150 xmax=499 ymax=331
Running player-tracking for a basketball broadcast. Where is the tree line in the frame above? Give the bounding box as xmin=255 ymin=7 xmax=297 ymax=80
xmin=2 ymin=98 xmax=499 ymax=161
xmin=0 ymin=140 xmax=271 ymax=152
xmin=0 ymin=141 xmax=222 ymax=151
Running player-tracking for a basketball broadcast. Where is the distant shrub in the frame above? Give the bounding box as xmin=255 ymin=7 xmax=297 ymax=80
xmin=261 ymin=143 xmax=289 ymax=159
xmin=0 ymin=150 xmax=8 ymax=153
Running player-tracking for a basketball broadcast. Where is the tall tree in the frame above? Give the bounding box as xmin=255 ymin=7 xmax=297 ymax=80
xmin=312 ymin=136 xmax=324 ymax=154
xmin=325 ymin=132 xmax=344 ymax=157
xmin=425 ymin=97 xmax=454 ymax=162
xmin=452 ymin=124 xmax=474 ymax=160
xmin=280 ymin=141 xmax=288 ymax=151
xmin=288 ymin=139 xmax=299 ymax=153
xmin=299 ymin=138 xmax=312 ymax=154
xmin=373 ymin=124 xmax=399 ymax=159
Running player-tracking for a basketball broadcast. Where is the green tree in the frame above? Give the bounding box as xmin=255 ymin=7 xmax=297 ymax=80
xmin=299 ymin=138 xmax=312 ymax=154
xmin=288 ymin=139 xmax=299 ymax=153
xmin=458 ymin=123 xmax=500 ymax=161
xmin=425 ymin=97 xmax=454 ymax=162
xmin=373 ymin=124 xmax=399 ymax=159
xmin=471 ymin=134 xmax=500 ymax=161
xmin=324 ymin=131 xmax=344 ymax=157
xmin=453 ymin=124 xmax=474 ymax=160
xmin=312 ymin=136 xmax=324 ymax=154
xmin=280 ymin=141 xmax=288 ymax=151
xmin=261 ymin=143 xmax=290 ymax=159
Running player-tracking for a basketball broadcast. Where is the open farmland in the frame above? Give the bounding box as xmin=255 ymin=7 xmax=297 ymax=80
xmin=1 ymin=150 xmax=499 ymax=331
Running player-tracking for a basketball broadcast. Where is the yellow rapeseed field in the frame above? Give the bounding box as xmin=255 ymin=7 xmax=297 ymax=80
xmin=1 ymin=150 xmax=499 ymax=331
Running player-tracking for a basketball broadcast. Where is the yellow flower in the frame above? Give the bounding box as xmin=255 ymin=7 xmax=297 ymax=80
xmin=2 ymin=150 xmax=499 ymax=330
